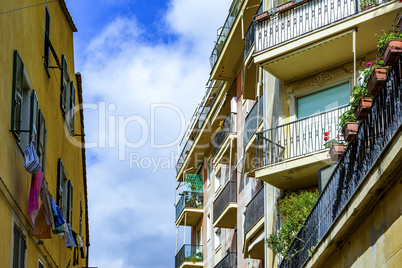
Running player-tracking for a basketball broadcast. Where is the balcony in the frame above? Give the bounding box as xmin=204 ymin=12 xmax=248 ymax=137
xmin=175 ymin=191 xmax=203 ymax=226
xmin=214 ymin=252 xmax=237 ymax=268
xmin=243 ymin=94 xmax=264 ymax=175
xmin=210 ymin=0 xmax=260 ymax=80
xmin=278 ymin=52 xmax=402 ymax=268
xmin=176 ymin=80 xmax=223 ymax=177
xmin=255 ymin=105 xmax=349 ymax=190
xmin=175 ymin=245 xmax=203 ymax=268
xmin=244 ymin=186 xmax=264 ymax=260
xmin=213 ymin=112 xmax=237 ymax=165
xmin=213 ymin=179 xmax=237 ymax=228
xmin=253 ymin=0 xmax=399 ymax=81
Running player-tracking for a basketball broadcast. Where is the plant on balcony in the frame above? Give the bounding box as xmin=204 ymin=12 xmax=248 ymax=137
xmin=277 ymin=0 xmax=294 ymax=13
xmin=350 ymin=85 xmax=373 ymax=121
xmin=360 ymin=0 xmax=376 ymax=12
xmin=186 ymin=256 xmax=201 ymax=263
xmin=324 ymin=132 xmax=345 ymax=161
xmin=377 ymin=30 xmax=402 ymax=66
xmin=339 ymin=110 xmax=358 ymax=142
xmin=266 ymin=190 xmax=318 ymax=259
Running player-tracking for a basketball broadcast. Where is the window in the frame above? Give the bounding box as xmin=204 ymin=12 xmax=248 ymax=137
xmin=57 ymin=159 xmax=73 ymax=223
xmin=12 ymin=225 xmax=26 ymax=268
xmin=60 ymin=56 xmax=75 ymax=134
xmin=38 ymin=259 xmax=44 ymax=268
xmin=297 ymin=82 xmax=350 ymax=119
xmin=215 ymin=228 xmax=221 ymax=249
xmin=79 ymin=199 xmax=83 ymax=236
xmin=11 ymin=51 xmax=40 ymax=150
xmin=43 ymin=6 xmax=51 ymax=70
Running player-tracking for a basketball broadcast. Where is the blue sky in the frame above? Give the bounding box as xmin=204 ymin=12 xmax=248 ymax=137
xmin=64 ymin=0 xmax=232 ymax=267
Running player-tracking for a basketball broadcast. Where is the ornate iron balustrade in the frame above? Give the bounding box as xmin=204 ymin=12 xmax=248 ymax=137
xmin=176 ymin=81 xmax=224 ymax=173
xmin=175 ymin=191 xmax=203 ymax=221
xmin=243 ymin=93 xmax=264 ymax=147
xmin=280 ymin=56 xmax=402 ymax=268
xmin=210 ymin=0 xmax=243 ymax=69
xmin=175 ymin=245 xmax=203 ymax=268
xmin=254 ymin=0 xmax=391 ymax=53
xmin=244 ymin=186 xmax=264 ymax=234
xmin=213 ymin=112 xmax=237 ymax=156
xmin=214 ymin=252 xmax=237 ymax=268
xmin=256 ymin=105 xmax=349 ymax=167
xmin=213 ymin=180 xmax=237 ymax=222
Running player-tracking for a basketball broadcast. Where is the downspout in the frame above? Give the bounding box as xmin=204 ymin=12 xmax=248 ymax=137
xmin=353 ymin=28 xmax=357 ymax=87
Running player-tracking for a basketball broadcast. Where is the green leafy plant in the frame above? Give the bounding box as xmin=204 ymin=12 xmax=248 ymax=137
xmin=360 ymin=0 xmax=376 ymax=10
xmin=339 ymin=110 xmax=356 ymax=130
xmin=376 ymin=30 xmax=402 ymax=54
xmin=360 ymin=60 xmax=385 ymax=84
xmin=186 ymin=256 xmax=201 ymax=263
xmin=350 ymin=85 xmax=370 ymax=108
xmin=266 ymin=190 xmax=319 ymax=259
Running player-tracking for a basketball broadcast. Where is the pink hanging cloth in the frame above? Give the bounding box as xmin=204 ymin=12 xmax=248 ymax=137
xmin=28 ymin=170 xmax=43 ymax=226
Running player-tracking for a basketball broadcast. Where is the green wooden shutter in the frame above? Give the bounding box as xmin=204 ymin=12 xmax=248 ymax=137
xmin=37 ymin=110 xmax=47 ymax=175
xmin=11 ymin=51 xmax=24 ymax=137
xmin=57 ymin=159 xmax=64 ymax=207
xmin=297 ymin=83 xmax=350 ymax=119
xmin=44 ymin=7 xmax=51 ymax=69
xmin=67 ymin=181 xmax=73 ymax=223
xmin=60 ymin=56 xmax=68 ymax=114
xmin=30 ymin=90 xmax=39 ymax=143
xmin=70 ymin=81 xmax=76 ymax=134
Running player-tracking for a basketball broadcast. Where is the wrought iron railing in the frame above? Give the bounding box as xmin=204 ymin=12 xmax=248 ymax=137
xmin=280 ymin=55 xmax=402 ymax=268
xmin=213 ymin=180 xmax=237 ymax=222
xmin=213 ymin=112 xmax=237 ymax=156
xmin=254 ymin=0 xmax=391 ymax=53
xmin=175 ymin=191 xmax=203 ymax=222
xmin=175 ymin=245 xmax=203 ymax=268
xmin=176 ymin=81 xmax=224 ymax=173
xmin=244 ymin=20 xmax=256 ymax=59
xmin=210 ymin=0 xmax=243 ymax=69
xmin=256 ymin=105 xmax=349 ymax=167
xmin=214 ymin=252 xmax=238 ymax=268
xmin=243 ymin=93 xmax=264 ymax=147
xmin=244 ymin=186 xmax=264 ymax=234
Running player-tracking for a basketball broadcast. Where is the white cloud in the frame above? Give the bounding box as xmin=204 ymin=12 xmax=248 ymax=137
xmin=76 ymin=0 xmax=232 ymax=267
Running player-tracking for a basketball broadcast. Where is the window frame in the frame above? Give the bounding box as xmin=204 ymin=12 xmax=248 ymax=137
xmin=12 ymin=225 xmax=27 ymax=268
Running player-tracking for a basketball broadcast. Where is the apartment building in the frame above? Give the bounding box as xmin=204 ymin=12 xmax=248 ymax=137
xmin=0 ymin=1 xmax=89 ymax=267
xmin=175 ymin=0 xmax=401 ymax=267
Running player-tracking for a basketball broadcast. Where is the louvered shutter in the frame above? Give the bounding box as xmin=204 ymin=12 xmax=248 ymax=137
xmin=11 ymin=51 xmax=24 ymax=137
xmin=37 ymin=110 xmax=47 ymax=175
xmin=30 ymin=90 xmax=39 ymax=144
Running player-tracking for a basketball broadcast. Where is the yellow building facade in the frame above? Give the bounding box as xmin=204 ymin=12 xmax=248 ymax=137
xmin=0 ymin=1 xmax=89 ymax=267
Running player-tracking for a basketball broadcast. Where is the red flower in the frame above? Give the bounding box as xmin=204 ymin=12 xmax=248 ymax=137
xmin=324 ymin=136 xmax=329 ymax=141
xmin=324 ymin=132 xmax=330 ymax=136
xmin=336 ymin=136 xmax=339 ymax=138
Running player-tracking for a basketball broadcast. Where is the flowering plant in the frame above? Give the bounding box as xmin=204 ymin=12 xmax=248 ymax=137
xmin=323 ymin=132 xmax=344 ymax=149
xmin=360 ymin=60 xmax=385 ymax=84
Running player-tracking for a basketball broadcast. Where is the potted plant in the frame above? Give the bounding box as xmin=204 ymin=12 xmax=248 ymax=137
xmin=277 ymin=0 xmax=294 ymax=13
xmin=360 ymin=0 xmax=376 ymax=12
xmin=350 ymin=84 xmax=372 ymax=121
xmin=362 ymin=60 xmax=387 ymax=96
xmin=377 ymin=30 xmax=402 ymax=66
xmin=339 ymin=110 xmax=359 ymax=142
xmin=255 ymin=11 xmax=271 ymax=22
xmin=293 ymin=0 xmax=312 ymax=8
xmin=324 ymin=132 xmax=345 ymax=161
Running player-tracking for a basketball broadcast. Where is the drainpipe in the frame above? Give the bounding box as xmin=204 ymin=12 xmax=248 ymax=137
xmin=353 ymin=28 xmax=357 ymax=87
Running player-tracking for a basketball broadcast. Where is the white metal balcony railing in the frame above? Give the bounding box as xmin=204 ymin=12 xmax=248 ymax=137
xmin=254 ymin=0 xmax=389 ymax=53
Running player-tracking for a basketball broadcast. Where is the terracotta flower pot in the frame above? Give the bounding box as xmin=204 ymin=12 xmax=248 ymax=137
xmin=355 ymin=97 xmax=373 ymax=121
xmin=342 ymin=122 xmax=359 ymax=142
xmin=255 ymin=11 xmax=271 ymax=22
xmin=367 ymin=68 xmax=387 ymax=96
xmin=277 ymin=1 xmax=294 ymax=13
xmin=383 ymin=40 xmax=402 ymax=66
xmin=329 ymin=143 xmax=345 ymax=161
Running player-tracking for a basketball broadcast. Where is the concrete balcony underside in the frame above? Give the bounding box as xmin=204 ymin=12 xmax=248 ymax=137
xmin=213 ymin=203 xmax=237 ymax=228
xmin=211 ymin=0 xmax=260 ymax=81
xmin=244 ymin=217 xmax=264 ymax=260
xmin=175 ymin=208 xmax=203 ymax=227
xmin=254 ymin=2 xmax=400 ymax=82
xmin=255 ymin=150 xmax=330 ymax=190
